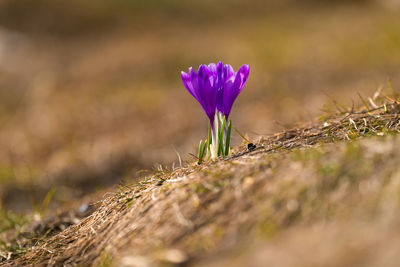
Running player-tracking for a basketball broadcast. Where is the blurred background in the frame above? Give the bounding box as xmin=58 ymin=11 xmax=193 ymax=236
xmin=0 ymin=0 xmax=400 ymax=212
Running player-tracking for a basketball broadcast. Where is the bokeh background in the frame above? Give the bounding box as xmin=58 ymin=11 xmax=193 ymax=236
xmin=0 ymin=0 xmax=400 ymax=212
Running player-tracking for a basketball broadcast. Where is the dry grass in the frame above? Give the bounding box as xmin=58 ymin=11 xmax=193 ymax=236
xmin=1 ymin=0 xmax=400 ymax=213
xmin=1 ymin=99 xmax=400 ymax=266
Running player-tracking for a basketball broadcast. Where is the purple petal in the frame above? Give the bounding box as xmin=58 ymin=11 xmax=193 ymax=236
xmin=234 ymin=64 xmax=250 ymax=91
xmin=224 ymin=64 xmax=236 ymax=83
xmin=182 ymin=66 xmax=208 ymax=117
xmin=207 ymin=63 xmax=217 ymax=73
xmin=181 ymin=70 xmax=196 ymax=99
xmin=194 ymin=65 xmax=217 ymax=121
xmin=216 ymin=62 xmax=225 ymax=112
xmin=217 ymin=61 xmax=224 ymax=71
xmin=207 ymin=63 xmax=218 ymax=88
xmin=222 ymin=64 xmax=250 ymax=118
xmin=216 ymin=62 xmax=224 ymax=82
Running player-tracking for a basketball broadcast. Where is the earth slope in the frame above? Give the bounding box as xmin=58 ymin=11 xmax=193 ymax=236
xmin=2 ymin=102 xmax=400 ymax=266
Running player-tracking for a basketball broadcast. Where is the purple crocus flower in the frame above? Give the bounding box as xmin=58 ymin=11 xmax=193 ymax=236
xmin=181 ymin=61 xmax=250 ymax=159
xmin=181 ymin=61 xmax=250 ymax=122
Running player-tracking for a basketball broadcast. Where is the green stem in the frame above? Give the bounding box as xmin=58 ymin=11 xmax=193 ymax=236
xmin=218 ymin=116 xmax=226 ymax=156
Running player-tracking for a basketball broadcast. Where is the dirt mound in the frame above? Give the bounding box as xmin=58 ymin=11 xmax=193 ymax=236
xmin=2 ymin=102 xmax=400 ymax=266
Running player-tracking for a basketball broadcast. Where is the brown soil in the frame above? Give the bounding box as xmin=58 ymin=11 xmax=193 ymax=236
xmin=2 ymin=101 xmax=400 ymax=266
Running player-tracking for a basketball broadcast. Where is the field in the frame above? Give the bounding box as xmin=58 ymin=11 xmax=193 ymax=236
xmin=1 ymin=0 xmax=400 ymax=266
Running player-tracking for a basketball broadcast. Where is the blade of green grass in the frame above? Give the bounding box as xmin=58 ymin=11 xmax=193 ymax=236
xmin=234 ymin=127 xmax=251 ymax=144
xmin=388 ymin=79 xmax=398 ymax=101
xmin=358 ymin=92 xmax=370 ymax=112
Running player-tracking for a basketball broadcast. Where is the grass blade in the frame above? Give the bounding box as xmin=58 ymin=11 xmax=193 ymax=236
xmin=234 ymin=127 xmax=251 ymax=143
xmin=323 ymin=92 xmax=347 ymax=113
xmin=388 ymin=79 xmax=398 ymax=101
xmin=40 ymin=188 xmax=56 ymax=216
xmin=358 ymin=92 xmax=370 ymax=112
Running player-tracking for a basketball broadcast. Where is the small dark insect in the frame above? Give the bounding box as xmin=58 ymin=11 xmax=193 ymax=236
xmin=247 ymin=143 xmax=256 ymax=151
xmin=156 ymin=180 xmax=164 ymax=186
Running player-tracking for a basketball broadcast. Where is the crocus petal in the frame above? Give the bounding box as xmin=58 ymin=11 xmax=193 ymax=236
xmin=188 ymin=67 xmax=204 ymax=107
xmin=183 ymin=66 xmax=209 ymax=119
xmin=216 ymin=61 xmax=224 ymax=87
xmin=181 ymin=70 xmax=197 ymax=99
xmin=195 ymin=65 xmax=217 ymax=121
xmin=233 ymin=64 xmax=250 ymax=91
xmin=207 ymin=63 xmax=217 ymax=74
xmin=222 ymin=64 xmax=250 ymax=118
xmin=216 ymin=62 xmax=225 ymax=113
xmin=224 ymin=64 xmax=236 ymax=83
xmin=206 ymin=63 xmax=218 ymax=89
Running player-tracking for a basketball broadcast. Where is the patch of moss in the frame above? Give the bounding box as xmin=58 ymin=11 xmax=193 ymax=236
xmin=98 ymin=250 xmax=113 ymax=267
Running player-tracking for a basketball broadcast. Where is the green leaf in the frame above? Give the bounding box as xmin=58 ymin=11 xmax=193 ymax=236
xmin=198 ymin=140 xmax=203 ymax=164
xmin=198 ymin=139 xmax=209 ymax=164
xmin=218 ymin=116 xmax=226 ymax=156
xmin=225 ymin=119 xmax=232 ymax=156
xmin=217 ymin=133 xmax=222 ymax=156
xmin=202 ymin=139 xmax=208 ymax=158
xmin=208 ymin=120 xmax=212 ymax=145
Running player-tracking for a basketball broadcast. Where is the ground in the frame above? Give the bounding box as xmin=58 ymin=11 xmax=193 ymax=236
xmin=1 ymin=0 xmax=400 ymax=266
xmin=2 ymin=97 xmax=400 ymax=266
